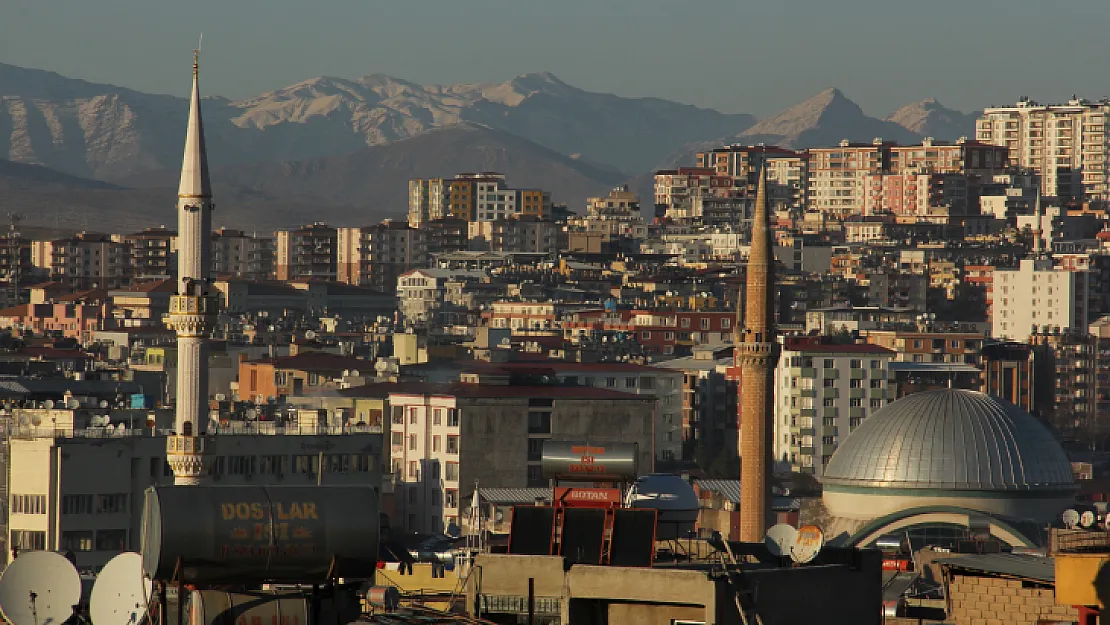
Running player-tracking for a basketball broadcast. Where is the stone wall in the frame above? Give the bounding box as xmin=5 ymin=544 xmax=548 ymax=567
xmin=947 ymin=574 xmax=1077 ymax=625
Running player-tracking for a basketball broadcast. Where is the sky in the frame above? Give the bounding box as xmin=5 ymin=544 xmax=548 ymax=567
xmin=3 ymin=0 xmax=1110 ymax=117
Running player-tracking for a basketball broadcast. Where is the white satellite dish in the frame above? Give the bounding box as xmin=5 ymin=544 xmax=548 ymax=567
xmin=764 ymin=523 xmax=798 ymax=558
xmin=1081 ymin=510 xmax=1097 ymax=529
xmin=43 ymin=400 xmax=54 ymax=409
xmin=17 ymin=415 xmax=28 ymax=426
xmin=90 ymin=552 xmax=151 ymax=625
xmin=350 ymin=369 xmax=359 ymax=377
xmin=305 ymin=330 xmax=317 ymax=340
xmin=66 ymin=399 xmax=79 ymax=410
xmin=791 ymin=525 xmax=824 ymax=564
xmin=99 ymin=400 xmax=109 ymax=409
xmin=30 ymin=416 xmax=41 ymax=427
xmin=1062 ymin=509 xmax=1081 ymax=529
xmin=0 ymin=551 xmax=81 ymax=625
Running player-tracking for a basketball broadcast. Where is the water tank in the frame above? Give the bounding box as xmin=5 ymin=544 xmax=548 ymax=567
xmin=142 ymin=485 xmax=379 ymax=584
xmin=624 ymin=474 xmax=699 ymax=540
xmin=185 ymin=589 xmax=361 ymax=625
xmin=541 ymin=441 xmax=638 ymax=481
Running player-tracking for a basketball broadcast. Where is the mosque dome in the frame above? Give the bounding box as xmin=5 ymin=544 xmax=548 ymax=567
xmin=822 ymin=389 xmax=1074 ymax=492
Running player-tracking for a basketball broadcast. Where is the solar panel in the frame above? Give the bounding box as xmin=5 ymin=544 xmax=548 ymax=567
xmin=560 ymin=508 xmax=606 ymax=565
xmin=508 ymin=506 xmax=555 ymax=555
xmin=609 ymin=509 xmax=656 ymax=567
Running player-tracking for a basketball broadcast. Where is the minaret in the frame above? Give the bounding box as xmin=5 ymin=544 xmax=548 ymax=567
xmin=1033 ymin=191 xmax=1044 ymax=256
xmin=736 ymin=166 xmax=777 ymax=542
xmin=164 ymin=49 xmax=218 ymax=486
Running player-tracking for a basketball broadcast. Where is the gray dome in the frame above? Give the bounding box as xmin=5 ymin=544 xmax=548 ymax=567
xmin=822 ymin=389 xmax=1075 ymax=492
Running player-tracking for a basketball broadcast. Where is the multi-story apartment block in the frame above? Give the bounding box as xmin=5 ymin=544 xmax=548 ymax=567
xmin=211 ymin=228 xmax=274 ymax=280
xmin=993 ymin=258 xmax=1090 ymax=340
xmin=773 ymin=338 xmax=895 ymax=476
xmin=563 ymin=309 xmax=736 ymax=357
xmin=386 ymin=381 xmax=654 ymax=533
xmin=421 ymin=218 xmax=469 ymax=258
xmin=408 ymin=178 xmax=448 ymax=227
xmin=117 ymin=227 xmax=176 ymax=281
xmin=275 ymin=223 xmax=338 ymax=281
xmin=888 ymin=139 xmax=1008 ymax=178
xmin=696 ymin=144 xmax=808 ymax=214
xmin=979 ymin=170 xmax=1041 ymax=219
xmin=807 ymin=139 xmax=893 ymax=218
xmin=653 ymin=167 xmax=736 ymax=217
xmin=861 ymin=173 xmax=971 ymax=218
xmin=469 ymin=218 xmax=559 ymax=255
xmin=860 ymin=329 xmax=985 ymax=365
xmin=980 ymin=341 xmax=1041 ymax=414
xmin=411 ymin=173 xmax=551 ymax=222
xmin=655 ymin=346 xmax=737 ymax=466
xmin=976 ymin=98 xmax=1110 ymax=201
xmin=33 ymin=233 xmax=130 ymax=290
xmin=1031 ymin=329 xmax=1096 ymax=441
xmin=396 ymin=268 xmax=485 ymax=326
xmin=337 ymin=222 xmax=427 ymax=291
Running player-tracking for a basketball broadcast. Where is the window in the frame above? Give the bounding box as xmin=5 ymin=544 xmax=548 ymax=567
xmin=445 ymin=489 xmax=458 ymax=508
xmin=447 ymin=409 xmax=459 ymax=427
xmin=823 ymin=359 xmax=834 ymax=369
xmin=409 ymin=461 xmax=419 ymax=479
xmin=700 ymin=318 xmax=710 ymax=330
xmin=821 ymin=436 xmax=836 ymax=446
xmin=722 ymin=318 xmax=731 ymax=329
xmin=823 ymin=398 xmax=835 ymax=407
xmin=433 ymin=436 xmax=442 ymax=452
xmin=227 ymin=456 xmax=255 ymax=476
xmin=96 ymin=494 xmax=128 ymax=514
xmin=823 ymin=378 xmax=835 ymax=388
xmin=446 ymin=436 xmax=459 ymax=454
xmin=870 ymin=379 xmax=882 ymax=389
xmin=528 ymin=411 xmax=551 ymax=434
xmin=849 ymin=379 xmax=862 ymax=389
xmin=391 ymin=432 xmax=402 ymax=446
xmin=294 ymin=455 xmax=315 ymax=474
xmin=849 ymin=398 xmax=862 ymax=407
xmin=433 ymin=409 xmax=443 ymax=426
xmin=95 ymin=529 xmax=127 ymax=552
xmin=822 ymin=417 xmax=836 ymax=427
xmin=409 ymin=408 xmax=418 ymax=424
xmin=870 ymin=399 xmax=884 ymax=408
xmin=61 ymin=531 xmax=94 ymax=552
xmin=850 ymin=359 xmax=862 ymax=369
xmin=680 ymin=318 xmax=691 ymax=328
xmin=391 ymin=407 xmax=403 ymax=424
xmin=528 ymin=438 xmax=544 ymax=461
xmin=11 ymin=494 xmax=47 ymax=515
xmin=261 ymin=455 xmax=287 ymax=474
xmin=606 ymin=377 xmax=617 ymax=388
xmin=527 ymin=465 xmax=544 ymax=487
xmin=409 ymin=434 xmax=417 ymax=450
xmin=641 ymin=331 xmax=651 ymax=340
xmin=10 ymin=530 xmax=45 ymax=551
xmin=625 ymin=377 xmax=637 ymax=389
xmin=62 ymin=495 xmax=93 ymax=515
xmin=849 ymin=417 xmax=864 ymax=428
xmin=323 ymin=454 xmax=349 ymax=473
xmin=870 ymin=360 xmax=880 ymax=369
xmin=354 ymin=454 xmax=373 ymax=472
xmin=664 ymin=332 xmax=675 ymax=341
xmin=445 ymin=462 xmax=459 ymax=481
xmin=641 ymin=377 xmax=655 ymax=390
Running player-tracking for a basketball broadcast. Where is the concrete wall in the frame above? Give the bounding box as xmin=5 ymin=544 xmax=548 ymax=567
xmin=947 ymin=573 xmax=1077 ymax=625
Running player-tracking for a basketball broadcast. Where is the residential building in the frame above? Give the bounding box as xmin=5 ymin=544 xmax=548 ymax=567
xmin=117 ymin=227 xmax=176 ymax=281
xmin=655 ymin=346 xmax=737 ymax=467
xmin=412 ymin=173 xmax=551 ymax=222
xmin=211 ymin=229 xmax=274 ymax=280
xmin=695 ymin=144 xmax=808 ymax=214
xmin=773 ymin=338 xmax=895 ymax=475
xmin=992 ymin=258 xmax=1090 ymax=340
xmin=397 ymin=268 xmax=485 ymax=326
xmin=337 ymin=222 xmax=427 ymax=291
xmin=32 ymin=233 xmax=130 ymax=290
xmin=861 ymin=329 xmax=985 ymax=365
xmin=976 ymin=98 xmax=1110 ymax=201
xmin=861 ymin=172 xmax=971 ymax=218
xmin=236 ymin=352 xmax=373 ymax=402
xmin=275 ymin=223 xmax=338 ymax=281
xmin=469 ymin=218 xmax=559 ymax=255
xmin=807 ymin=140 xmax=893 ymax=218
xmin=386 ymin=380 xmax=654 ymax=533
xmin=980 ymin=341 xmax=1041 ymax=414
xmin=408 ymin=178 xmax=448 ymax=227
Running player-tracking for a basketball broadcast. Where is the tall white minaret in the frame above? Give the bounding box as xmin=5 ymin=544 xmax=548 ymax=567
xmin=165 ymin=49 xmax=217 ymax=485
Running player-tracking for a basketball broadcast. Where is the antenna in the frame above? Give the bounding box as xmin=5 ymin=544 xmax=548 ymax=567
xmin=90 ymin=552 xmax=151 ymax=625
xmin=1062 ymin=509 xmax=1080 ymax=529
xmin=0 ymin=551 xmax=81 ymax=625
xmin=763 ymin=524 xmax=797 ymax=559
xmin=790 ymin=525 xmax=824 ymax=564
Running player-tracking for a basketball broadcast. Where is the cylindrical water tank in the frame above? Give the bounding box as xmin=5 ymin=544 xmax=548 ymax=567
xmin=625 ymin=474 xmax=700 ymax=540
xmin=142 ymin=485 xmax=379 ymax=584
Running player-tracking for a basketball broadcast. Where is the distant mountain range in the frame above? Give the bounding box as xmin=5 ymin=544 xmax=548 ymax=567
xmin=0 ymin=62 xmax=986 ymax=230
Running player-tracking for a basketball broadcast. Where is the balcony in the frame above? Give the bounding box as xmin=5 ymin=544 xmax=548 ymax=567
xmin=849 ymin=388 xmax=866 ymax=399
xmin=850 ymin=369 xmax=867 ymax=380
xmin=822 ymin=387 xmax=839 ymax=399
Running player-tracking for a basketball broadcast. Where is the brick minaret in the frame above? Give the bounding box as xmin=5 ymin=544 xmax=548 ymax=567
xmin=737 ymin=166 xmax=777 ymax=542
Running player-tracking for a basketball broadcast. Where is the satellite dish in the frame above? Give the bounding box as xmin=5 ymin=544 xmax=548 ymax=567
xmin=30 ymin=416 xmax=41 ymax=427
xmin=764 ymin=524 xmax=798 ymax=558
xmin=1081 ymin=510 xmax=1097 ymax=529
xmin=43 ymin=400 xmax=54 ymax=409
xmin=0 ymin=551 xmax=81 ymax=625
xmin=305 ymin=330 xmax=317 ymax=340
xmin=90 ymin=552 xmax=151 ymax=625
xmin=791 ymin=525 xmax=824 ymax=564
xmin=494 ymin=510 xmax=504 ymax=523
xmin=67 ymin=399 xmax=79 ymax=410
xmin=1062 ymin=509 xmax=1081 ymax=529
xmin=17 ymin=415 xmax=28 ymax=426
xmin=99 ymin=400 xmax=109 ymax=409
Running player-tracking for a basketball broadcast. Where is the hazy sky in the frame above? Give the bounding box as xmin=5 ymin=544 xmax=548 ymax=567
xmin=3 ymin=0 xmax=1109 ymax=117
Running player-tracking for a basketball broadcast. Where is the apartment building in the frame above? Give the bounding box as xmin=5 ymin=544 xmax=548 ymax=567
xmin=976 ymin=98 xmax=1110 ymax=201
xmin=980 ymin=341 xmax=1041 ymax=414
xmin=117 ymin=227 xmax=176 ymax=281
xmin=469 ymin=218 xmax=559 ymax=255
xmin=888 ymin=139 xmax=1008 ymax=178
xmin=408 ymin=178 xmax=449 ymax=227
xmin=807 ymin=139 xmax=893 ymax=218
xmin=386 ymin=381 xmax=654 ymax=533
xmin=695 ymin=144 xmax=808 ymax=214
xmin=6 ymin=409 xmax=382 ymax=571
xmin=396 ymin=268 xmax=485 ymax=326
xmin=563 ymin=309 xmax=736 ymax=357
xmin=32 ymin=233 xmax=131 ymax=290
xmin=411 ymin=173 xmax=551 ymax=222
xmin=861 ymin=173 xmax=970 ymax=218
xmin=211 ymin=228 xmax=274 ymax=280
xmin=860 ymin=329 xmax=985 ymax=365
xmin=337 ymin=222 xmax=427 ymax=291
xmin=275 ymin=223 xmax=338 ymax=281
xmin=655 ymin=346 xmax=737 ymax=467
xmin=992 ymin=258 xmax=1090 ymax=340
xmin=773 ymin=338 xmax=895 ymax=476
xmin=653 ymin=167 xmax=736 ymax=216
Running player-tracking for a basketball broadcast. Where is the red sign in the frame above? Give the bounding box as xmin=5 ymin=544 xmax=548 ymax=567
xmin=882 ymin=558 xmax=911 ymax=572
xmin=555 ymin=487 xmax=621 ymax=508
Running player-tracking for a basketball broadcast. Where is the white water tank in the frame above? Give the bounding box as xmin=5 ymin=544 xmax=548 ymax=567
xmin=625 ymin=474 xmax=699 ymax=540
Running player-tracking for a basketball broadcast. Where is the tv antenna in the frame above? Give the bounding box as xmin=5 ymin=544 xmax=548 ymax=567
xmin=90 ymin=552 xmax=151 ymax=625
xmin=0 ymin=551 xmax=81 ymax=625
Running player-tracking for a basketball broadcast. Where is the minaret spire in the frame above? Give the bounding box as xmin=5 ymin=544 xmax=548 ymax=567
xmin=165 ymin=50 xmax=218 ymax=486
xmin=737 ymin=164 xmax=777 ymax=543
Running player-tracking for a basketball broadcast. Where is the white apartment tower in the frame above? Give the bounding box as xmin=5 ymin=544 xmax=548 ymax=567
xmin=977 ymin=98 xmax=1110 ymax=202
xmin=992 ymin=258 xmax=1089 ymax=341
xmin=163 ymin=51 xmax=218 ymax=485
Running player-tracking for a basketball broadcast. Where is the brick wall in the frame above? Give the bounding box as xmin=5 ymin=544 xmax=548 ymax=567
xmin=947 ymin=573 xmax=1078 ymax=625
